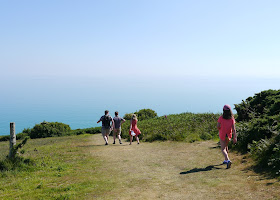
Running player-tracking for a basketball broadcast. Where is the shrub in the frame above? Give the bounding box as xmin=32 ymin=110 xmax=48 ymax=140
xmin=16 ymin=132 xmax=29 ymax=140
xmin=29 ymin=122 xmax=71 ymax=139
xmin=136 ymin=109 xmax=157 ymax=121
xmin=120 ymin=112 xmax=219 ymax=143
xmin=83 ymin=127 xmax=101 ymax=134
xmin=232 ymin=89 xmax=280 ymax=176
xmin=123 ymin=113 xmax=133 ymax=120
xmin=0 ymin=136 xmax=34 ymax=172
xmin=0 ymin=135 xmax=10 ymax=142
xmin=123 ymin=109 xmax=158 ymax=121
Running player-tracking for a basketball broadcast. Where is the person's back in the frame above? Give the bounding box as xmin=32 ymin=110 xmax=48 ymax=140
xmin=113 ymin=116 xmax=123 ymax=129
xmin=217 ymin=105 xmax=237 ymax=169
xmin=102 ymin=114 xmax=112 ymax=129
xmin=97 ymin=110 xmax=113 ymax=145
xmin=112 ymin=111 xmax=125 ymax=144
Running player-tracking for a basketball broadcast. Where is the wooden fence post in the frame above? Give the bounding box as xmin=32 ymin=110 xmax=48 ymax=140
xmin=9 ymin=122 xmax=16 ymax=158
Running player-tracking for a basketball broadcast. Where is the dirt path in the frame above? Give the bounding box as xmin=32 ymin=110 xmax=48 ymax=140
xmin=89 ymin=134 xmax=280 ymax=200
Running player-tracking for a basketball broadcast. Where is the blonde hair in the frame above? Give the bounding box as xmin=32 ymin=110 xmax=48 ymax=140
xmin=131 ymin=114 xmax=137 ymax=120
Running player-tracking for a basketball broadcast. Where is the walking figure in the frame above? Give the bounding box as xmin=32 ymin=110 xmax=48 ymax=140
xmin=97 ymin=110 xmax=114 ymax=145
xmin=113 ymin=111 xmax=125 ymax=144
xmin=217 ymin=105 xmax=237 ymax=169
xmin=129 ymin=114 xmax=141 ymax=145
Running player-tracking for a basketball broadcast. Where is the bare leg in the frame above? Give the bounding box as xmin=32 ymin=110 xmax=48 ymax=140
xmin=136 ymin=136 xmax=140 ymax=144
xmin=103 ymin=134 xmax=108 ymax=145
xmin=113 ymin=130 xmax=116 ymax=144
xmin=118 ymin=134 xmax=122 ymax=144
xmin=130 ymin=135 xmax=132 ymax=145
xmin=220 ymin=139 xmax=229 ymax=161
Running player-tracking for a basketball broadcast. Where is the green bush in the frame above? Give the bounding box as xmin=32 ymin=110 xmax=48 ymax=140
xmin=121 ymin=112 xmax=219 ymax=143
xmin=136 ymin=109 xmax=157 ymax=121
xmin=232 ymin=89 xmax=280 ymax=176
xmin=0 ymin=135 xmax=10 ymax=142
xmin=71 ymin=127 xmax=101 ymax=135
xmin=29 ymin=122 xmax=71 ymax=139
xmin=123 ymin=113 xmax=133 ymax=120
xmin=0 ymin=136 xmax=34 ymax=172
xmin=123 ymin=108 xmax=157 ymax=121
xmin=16 ymin=132 xmax=29 ymax=140
xmin=83 ymin=127 xmax=101 ymax=134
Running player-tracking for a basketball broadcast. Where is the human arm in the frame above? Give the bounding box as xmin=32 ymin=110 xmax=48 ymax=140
xmin=217 ymin=122 xmax=221 ymax=129
xmin=129 ymin=120 xmax=132 ymax=131
xmin=121 ymin=119 xmax=126 ymax=125
xmin=110 ymin=118 xmax=114 ymax=131
xmin=97 ymin=116 xmax=103 ymax=124
xmin=232 ymin=123 xmax=237 ymax=144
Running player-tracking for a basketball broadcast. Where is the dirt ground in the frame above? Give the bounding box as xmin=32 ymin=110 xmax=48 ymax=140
xmin=89 ymin=134 xmax=280 ymax=200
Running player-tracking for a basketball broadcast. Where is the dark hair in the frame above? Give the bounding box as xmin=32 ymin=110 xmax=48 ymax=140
xmin=223 ymin=109 xmax=233 ymax=119
xmin=105 ymin=110 xmax=109 ymax=115
xmin=115 ymin=111 xmax=118 ymax=116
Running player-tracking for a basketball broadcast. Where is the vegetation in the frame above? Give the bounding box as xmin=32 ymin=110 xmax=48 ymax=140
xmin=123 ymin=108 xmax=158 ymax=121
xmin=0 ymin=124 xmax=101 ymax=141
xmin=1 ymin=134 xmax=279 ymax=199
xmin=232 ymin=89 xmax=280 ymax=176
xmin=28 ymin=122 xmax=71 ymax=139
xmin=1 ymin=89 xmax=279 ymax=179
xmin=121 ymin=112 xmax=220 ymax=143
xmin=0 ymin=135 xmax=115 ymax=199
xmin=0 ymin=136 xmax=33 ymax=172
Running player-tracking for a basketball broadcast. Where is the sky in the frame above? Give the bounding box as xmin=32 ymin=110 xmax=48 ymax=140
xmin=1 ymin=0 xmax=280 ymax=78
xmin=0 ymin=0 xmax=280 ymax=134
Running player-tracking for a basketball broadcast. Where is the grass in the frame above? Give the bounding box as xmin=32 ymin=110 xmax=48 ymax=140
xmin=0 ymin=134 xmax=280 ymax=199
xmin=0 ymin=135 xmax=116 ymax=199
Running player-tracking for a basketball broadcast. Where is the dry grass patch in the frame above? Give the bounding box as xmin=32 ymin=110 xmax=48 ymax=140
xmin=89 ymin=135 xmax=280 ymax=200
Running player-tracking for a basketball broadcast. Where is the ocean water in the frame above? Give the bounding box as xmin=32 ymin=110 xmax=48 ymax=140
xmin=0 ymin=76 xmax=278 ymax=136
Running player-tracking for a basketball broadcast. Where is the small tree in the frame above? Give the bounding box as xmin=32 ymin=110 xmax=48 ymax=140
xmin=136 ymin=109 xmax=157 ymax=121
xmin=123 ymin=113 xmax=134 ymax=120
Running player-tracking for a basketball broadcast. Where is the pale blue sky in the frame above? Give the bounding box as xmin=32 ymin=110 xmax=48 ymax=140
xmin=1 ymin=0 xmax=280 ymax=79
xmin=0 ymin=1 xmax=280 ymax=134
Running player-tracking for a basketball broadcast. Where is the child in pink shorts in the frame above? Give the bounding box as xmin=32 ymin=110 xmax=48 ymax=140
xmin=217 ymin=105 xmax=237 ymax=169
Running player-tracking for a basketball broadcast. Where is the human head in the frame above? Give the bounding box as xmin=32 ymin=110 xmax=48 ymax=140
xmin=115 ymin=111 xmax=118 ymax=116
xmin=131 ymin=114 xmax=137 ymax=120
xmin=105 ymin=110 xmax=109 ymax=115
xmin=222 ymin=105 xmax=233 ymax=119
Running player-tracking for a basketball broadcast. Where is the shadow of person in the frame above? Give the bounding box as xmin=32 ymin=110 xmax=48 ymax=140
xmin=180 ymin=164 xmax=224 ymax=174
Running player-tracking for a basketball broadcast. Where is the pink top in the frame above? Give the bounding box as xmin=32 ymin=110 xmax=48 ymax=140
xmin=217 ymin=116 xmax=235 ymax=140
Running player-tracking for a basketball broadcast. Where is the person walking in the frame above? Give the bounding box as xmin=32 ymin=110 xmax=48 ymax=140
xmin=129 ymin=114 xmax=141 ymax=145
xmin=113 ymin=111 xmax=126 ymax=144
xmin=97 ymin=110 xmax=114 ymax=145
xmin=217 ymin=104 xmax=237 ymax=169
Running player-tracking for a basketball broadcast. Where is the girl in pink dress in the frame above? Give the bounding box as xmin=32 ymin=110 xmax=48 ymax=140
xmin=129 ymin=114 xmax=141 ymax=145
xmin=217 ymin=105 xmax=237 ymax=169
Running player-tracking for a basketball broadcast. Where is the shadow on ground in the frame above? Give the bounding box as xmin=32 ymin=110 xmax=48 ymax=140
xmin=180 ymin=164 xmax=224 ymax=174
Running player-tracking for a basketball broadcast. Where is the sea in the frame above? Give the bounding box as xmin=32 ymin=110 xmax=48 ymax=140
xmin=0 ymin=75 xmax=279 ymax=136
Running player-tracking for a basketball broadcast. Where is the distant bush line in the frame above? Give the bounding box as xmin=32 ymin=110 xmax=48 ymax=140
xmin=0 ymin=123 xmax=101 ymax=141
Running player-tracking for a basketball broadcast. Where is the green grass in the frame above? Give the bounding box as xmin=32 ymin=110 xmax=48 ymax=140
xmin=0 ymin=132 xmax=279 ymax=199
xmin=0 ymin=135 xmax=116 ymax=199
